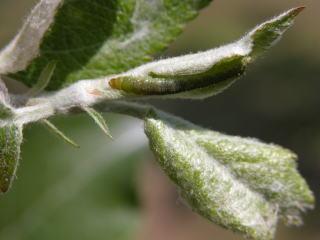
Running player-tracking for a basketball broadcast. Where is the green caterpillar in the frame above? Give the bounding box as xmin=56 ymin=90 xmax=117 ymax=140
xmin=109 ymin=55 xmax=248 ymax=96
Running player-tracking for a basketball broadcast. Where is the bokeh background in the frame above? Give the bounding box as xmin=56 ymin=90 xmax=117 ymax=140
xmin=0 ymin=0 xmax=319 ymax=240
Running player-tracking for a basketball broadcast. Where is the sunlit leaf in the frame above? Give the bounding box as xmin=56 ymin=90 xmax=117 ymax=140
xmin=0 ymin=0 xmax=61 ymax=75
xmin=144 ymin=111 xmax=314 ymax=240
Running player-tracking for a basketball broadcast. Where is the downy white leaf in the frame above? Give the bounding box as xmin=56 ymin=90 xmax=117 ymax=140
xmin=0 ymin=0 xmax=62 ymax=74
xmin=144 ymin=110 xmax=314 ymax=240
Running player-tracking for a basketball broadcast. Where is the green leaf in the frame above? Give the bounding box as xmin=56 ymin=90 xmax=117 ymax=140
xmin=42 ymin=119 xmax=79 ymax=148
xmin=0 ymin=124 xmax=23 ymax=193
xmin=144 ymin=111 xmax=314 ymax=240
xmin=9 ymin=0 xmax=212 ymax=90
xmin=0 ymin=0 xmax=62 ymax=75
xmin=108 ymin=7 xmax=304 ymax=99
xmin=83 ymin=107 xmax=112 ymax=139
xmin=249 ymin=6 xmax=305 ymax=58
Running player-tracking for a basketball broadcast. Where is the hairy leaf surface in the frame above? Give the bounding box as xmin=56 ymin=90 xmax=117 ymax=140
xmin=144 ymin=111 xmax=314 ymax=240
xmin=0 ymin=125 xmax=23 ymax=193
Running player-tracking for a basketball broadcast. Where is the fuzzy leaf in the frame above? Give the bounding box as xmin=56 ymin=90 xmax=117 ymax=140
xmin=0 ymin=124 xmax=23 ymax=193
xmin=144 ymin=111 xmax=314 ymax=240
xmin=83 ymin=107 xmax=112 ymax=139
xmin=42 ymin=120 xmax=79 ymax=148
xmin=109 ymin=7 xmax=304 ymax=99
xmin=0 ymin=0 xmax=62 ymax=75
xmin=4 ymin=0 xmax=212 ymax=90
xmin=248 ymin=6 xmax=305 ymax=57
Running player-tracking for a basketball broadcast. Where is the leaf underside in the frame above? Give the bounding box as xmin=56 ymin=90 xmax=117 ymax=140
xmin=12 ymin=0 xmax=212 ymax=90
xmin=144 ymin=111 xmax=314 ymax=240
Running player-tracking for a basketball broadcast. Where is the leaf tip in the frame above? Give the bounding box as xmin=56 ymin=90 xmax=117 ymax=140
xmin=246 ymin=6 xmax=305 ymax=58
xmin=289 ymin=6 xmax=306 ymax=17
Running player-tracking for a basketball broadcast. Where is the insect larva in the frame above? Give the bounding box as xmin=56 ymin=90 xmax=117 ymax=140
xmin=109 ymin=55 xmax=247 ymax=95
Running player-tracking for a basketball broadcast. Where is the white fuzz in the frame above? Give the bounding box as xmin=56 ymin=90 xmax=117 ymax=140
xmin=0 ymin=0 xmax=62 ymax=74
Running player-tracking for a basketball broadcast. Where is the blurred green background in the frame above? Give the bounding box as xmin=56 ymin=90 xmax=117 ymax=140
xmin=0 ymin=0 xmax=319 ymax=240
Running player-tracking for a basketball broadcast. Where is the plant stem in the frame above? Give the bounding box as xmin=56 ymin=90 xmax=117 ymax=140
xmin=0 ymin=76 xmax=156 ymax=127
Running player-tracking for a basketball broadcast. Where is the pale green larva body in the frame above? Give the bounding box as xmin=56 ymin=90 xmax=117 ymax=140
xmin=109 ymin=54 xmax=248 ymax=96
